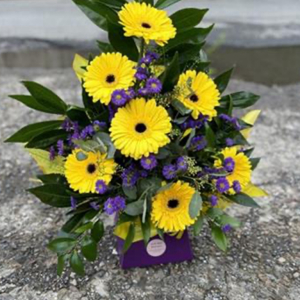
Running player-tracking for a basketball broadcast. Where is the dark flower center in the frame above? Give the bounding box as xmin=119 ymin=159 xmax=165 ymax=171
xmin=168 ymin=199 xmax=179 ymax=209
xmin=87 ymin=163 xmax=97 ymax=174
xmin=189 ymin=94 xmax=199 ymax=102
xmin=135 ymin=123 xmax=147 ymax=133
xmin=142 ymin=22 xmax=151 ymax=29
xmin=106 ymin=74 xmax=115 ymax=83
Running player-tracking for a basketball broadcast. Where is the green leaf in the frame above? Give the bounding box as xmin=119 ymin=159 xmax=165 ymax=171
xmin=107 ymin=19 xmax=139 ymax=61
xmin=160 ymin=52 xmax=180 ymax=92
xmin=205 ymin=123 xmax=215 ymax=148
xmin=91 ymin=220 xmax=104 ymax=242
xmin=220 ymin=92 xmax=260 ymax=109
xmin=156 ymin=228 xmax=164 ymax=241
xmin=219 ymin=215 xmax=241 ymax=228
xmin=93 ymin=132 xmax=116 ymax=159
xmin=66 ymin=106 xmax=90 ymax=127
xmin=62 ymin=213 xmax=86 ymax=233
xmin=81 ymin=236 xmax=98 ymax=261
xmin=171 ymin=8 xmax=208 ymax=32
xmin=172 ymin=99 xmax=192 ymax=115
xmin=123 ymin=223 xmax=135 ymax=254
xmin=57 ymin=255 xmax=69 ymax=276
xmin=25 ymin=130 xmax=68 ymax=149
xmin=250 ymin=158 xmax=261 ymax=170
xmin=73 ymin=0 xmax=118 ymax=31
xmin=75 ymin=222 xmax=94 ymax=233
xmin=124 ymin=199 xmax=144 ymax=216
xmin=189 ymin=191 xmax=202 ymax=219
xmin=140 ymin=0 xmax=153 ymax=5
xmin=227 ymin=193 xmax=260 ymax=208
xmin=9 ymin=95 xmax=61 ymax=114
xmin=193 ymin=215 xmax=204 ymax=235
xmin=96 ymin=40 xmax=114 ymax=53
xmin=47 ymin=237 xmax=76 ymax=254
xmin=123 ymin=186 xmax=137 ymax=200
xmin=28 ymin=184 xmax=72 ymax=207
xmin=37 ymin=174 xmax=66 ymax=185
xmin=97 ymin=0 xmax=127 ymax=9
xmin=5 ymin=120 xmax=63 ymax=143
xmin=141 ymin=216 xmax=151 ymax=246
xmin=214 ymin=68 xmax=234 ymax=94
xmin=211 ymin=226 xmax=228 ymax=252
xmin=22 ymin=81 xmax=67 ymax=114
xmin=155 ymin=0 xmax=181 ymax=9
xmin=70 ymin=250 xmax=85 ymax=276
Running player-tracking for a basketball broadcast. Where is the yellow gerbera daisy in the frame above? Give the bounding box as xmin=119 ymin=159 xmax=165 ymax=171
xmin=151 ymin=181 xmax=196 ymax=232
xmin=110 ymin=98 xmax=172 ymax=160
xmin=214 ymin=147 xmax=252 ymax=194
xmin=65 ymin=149 xmax=116 ymax=194
xmin=83 ymin=52 xmax=135 ymax=105
xmin=176 ymin=70 xmax=220 ymax=120
xmin=118 ymin=2 xmax=176 ymax=46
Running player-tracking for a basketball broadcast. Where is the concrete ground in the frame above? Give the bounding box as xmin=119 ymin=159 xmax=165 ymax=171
xmin=0 ymin=68 xmax=300 ymax=299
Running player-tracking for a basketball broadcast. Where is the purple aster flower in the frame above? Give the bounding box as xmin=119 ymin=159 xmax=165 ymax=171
xmin=95 ymin=180 xmax=108 ymax=195
xmin=181 ymin=115 xmax=208 ymax=130
xmin=140 ymin=154 xmax=157 ymax=170
xmin=70 ymin=196 xmax=77 ymax=210
xmin=121 ymin=164 xmax=140 ymax=187
xmin=135 ymin=67 xmax=148 ymax=81
xmin=216 ymin=177 xmax=230 ymax=193
xmin=222 ymin=224 xmax=232 ymax=233
xmin=80 ymin=125 xmax=95 ymax=139
xmin=111 ymin=89 xmax=128 ymax=107
xmin=73 ymin=121 xmax=80 ymax=134
xmin=93 ymin=120 xmax=106 ymax=131
xmin=49 ymin=146 xmax=56 ymax=161
xmin=162 ymin=164 xmax=177 ymax=180
xmin=225 ymin=138 xmax=235 ymax=147
xmin=57 ymin=140 xmax=64 ymax=156
xmin=232 ymin=180 xmax=241 ymax=193
xmin=190 ymin=136 xmax=207 ymax=151
xmin=210 ymin=195 xmax=218 ymax=207
xmin=90 ymin=202 xmax=100 ymax=211
xmin=176 ymin=157 xmax=188 ymax=172
xmin=146 ymin=78 xmax=162 ymax=94
xmin=108 ymin=104 xmax=117 ymax=121
xmin=125 ymin=88 xmax=136 ymax=100
xmin=138 ymin=87 xmax=149 ymax=96
xmin=223 ymin=157 xmax=235 ymax=173
xmin=104 ymin=196 xmax=126 ymax=215
xmin=146 ymin=51 xmax=160 ymax=61
xmin=61 ymin=118 xmax=73 ymax=132
xmin=140 ymin=51 xmax=160 ymax=65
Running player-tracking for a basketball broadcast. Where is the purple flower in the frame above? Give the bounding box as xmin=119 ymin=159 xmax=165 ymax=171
xmin=162 ymin=164 xmax=177 ymax=180
xmin=181 ymin=115 xmax=208 ymax=130
xmin=225 ymin=138 xmax=235 ymax=147
xmin=121 ymin=164 xmax=140 ymax=187
xmin=176 ymin=157 xmax=188 ymax=172
xmin=111 ymin=89 xmax=128 ymax=107
xmin=223 ymin=157 xmax=235 ymax=173
xmin=139 ymin=170 xmax=148 ymax=178
xmin=146 ymin=78 xmax=162 ymax=94
xmin=93 ymin=120 xmax=106 ymax=131
xmin=108 ymin=104 xmax=117 ymax=121
xmin=219 ymin=114 xmax=232 ymax=123
xmin=49 ymin=146 xmax=56 ymax=161
xmin=222 ymin=224 xmax=232 ymax=233
xmin=70 ymin=196 xmax=77 ymax=210
xmin=95 ymin=180 xmax=108 ymax=194
xmin=219 ymin=114 xmax=241 ymax=130
xmin=135 ymin=67 xmax=148 ymax=81
xmin=104 ymin=196 xmax=126 ymax=215
xmin=140 ymin=51 xmax=160 ymax=65
xmin=138 ymin=87 xmax=149 ymax=96
xmin=216 ymin=177 xmax=230 ymax=193
xmin=90 ymin=202 xmax=100 ymax=211
xmin=190 ymin=136 xmax=207 ymax=151
xmin=80 ymin=125 xmax=95 ymax=139
xmin=232 ymin=180 xmax=241 ymax=193
xmin=140 ymin=154 xmax=157 ymax=170
xmin=57 ymin=140 xmax=64 ymax=156
xmin=61 ymin=118 xmax=73 ymax=132
xmin=210 ymin=195 xmax=218 ymax=207
xmin=125 ymin=88 xmax=136 ymax=100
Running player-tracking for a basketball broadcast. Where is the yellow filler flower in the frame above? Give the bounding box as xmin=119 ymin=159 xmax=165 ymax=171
xmin=110 ymin=98 xmax=172 ymax=160
xmin=65 ymin=150 xmax=116 ymax=194
xmin=176 ymin=70 xmax=220 ymax=120
xmin=118 ymin=1 xmax=176 ymax=46
xmin=83 ymin=52 xmax=135 ymax=105
xmin=151 ymin=181 xmax=197 ymax=232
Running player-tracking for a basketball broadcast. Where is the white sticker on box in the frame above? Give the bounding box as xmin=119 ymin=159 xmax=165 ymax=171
xmin=146 ymin=239 xmax=166 ymax=257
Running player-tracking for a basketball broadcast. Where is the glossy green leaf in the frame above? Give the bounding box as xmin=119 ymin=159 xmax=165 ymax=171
xmin=211 ymin=226 xmax=228 ymax=252
xmin=214 ymin=68 xmax=234 ymax=94
xmin=25 ymin=130 xmax=68 ymax=149
xmin=122 ymin=186 xmax=137 ymax=200
xmin=91 ymin=220 xmax=104 ymax=242
xmin=219 ymin=215 xmax=241 ymax=228
xmin=155 ymin=0 xmax=181 ymax=9
xmin=250 ymin=158 xmax=261 ymax=170
xmin=141 ymin=216 xmax=151 ymax=246
xmin=227 ymin=193 xmax=260 ymax=208
xmin=124 ymin=199 xmax=144 ymax=216
xmin=75 ymin=222 xmax=93 ymax=233
xmin=193 ymin=215 xmax=204 ymax=235
xmin=66 ymin=106 xmax=90 ymax=126
xmin=205 ymin=123 xmax=215 ymax=148
xmin=171 ymin=8 xmax=208 ymax=32
xmin=97 ymin=40 xmax=114 ymax=53
xmin=81 ymin=236 xmax=98 ymax=261
xmin=57 ymin=255 xmax=69 ymax=276
xmin=189 ymin=191 xmax=202 ymax=219
xmin=97 ymin=0 xmax=127 ymax=9
xmin=22 ymin=81 xmax=67 ymax=114
xmin=172 ymin=99 xmax=192 ymax=115
xmin=62 ymin=213 xmax=86 ymax=233
xmin=160 ymin=52 xmax=180 ymax=92
xmin=70 ymin=250 xmax=85 ymax=276
xmin=5 ymin=120 xmax=63 ymax=143
xmin=220 ymin=92 xmax=260 ymax=108
xmin=123 ymin=223 xmax=135 ymax=254
xmin=37 ymin=174 xmax=66 ymax=185
xmin=47 ymin=237 xmax=76 ymax=254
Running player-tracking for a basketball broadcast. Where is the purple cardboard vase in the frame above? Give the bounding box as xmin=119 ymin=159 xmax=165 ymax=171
xmin=116 ymin=230 xmax=193 ymax=269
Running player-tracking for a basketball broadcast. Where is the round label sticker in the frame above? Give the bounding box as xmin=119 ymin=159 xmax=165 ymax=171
xmin=146 ymin=239 xmax=167 ymax=257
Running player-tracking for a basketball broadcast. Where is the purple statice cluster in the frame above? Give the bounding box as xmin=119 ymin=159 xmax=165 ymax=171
xmin=181 ymin=115 xmax=208 ymax=130
xmin=104 ymin=196 xmax=126 ymax=215
xmin=49 ymin=139 xmax=64 ymax=160
xmin=121 ymin=164 xmax=149 ymax=187
xmin=162 ymin=157 xmax=188 ymax=180
xmin=219 ymin=114 xmax=242 ymax=130
xmin=215 ymin=177 xmax=241 ymax=194
xmin=189 ymin=135 xmax=207 ymax=152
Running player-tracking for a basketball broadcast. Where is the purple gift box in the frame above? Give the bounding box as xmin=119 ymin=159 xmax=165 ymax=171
xmin=116 ymin=230 xmax=193 ymax=269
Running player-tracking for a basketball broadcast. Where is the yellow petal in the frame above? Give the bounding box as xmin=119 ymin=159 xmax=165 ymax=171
xmin=243 ymin=183 xmax=268 ymax=197
xmin=240 ymin=110 xmax=261 ymax=139
xmin=72 ymin=54 xmax=88 ymax=82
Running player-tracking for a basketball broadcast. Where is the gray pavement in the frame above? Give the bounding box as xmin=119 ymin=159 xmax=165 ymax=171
xmin=0 ymin=68 xmax=300 ymax=299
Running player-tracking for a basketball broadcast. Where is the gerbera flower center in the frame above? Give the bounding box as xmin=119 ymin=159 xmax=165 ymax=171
xmin=167 ymin=199 xmax=179 ymax=209
xmin=106 ymin=74 xmax=116 ymax=84
xmin=87 ymin=163 xmax=97 ymax=174
xmin=189 ymin=94 xmax=199 ymax=102
xmin=142 ymin=22 xmax=151 ymax=29
xmin=135 ymin=123 xmax=147 ymax=133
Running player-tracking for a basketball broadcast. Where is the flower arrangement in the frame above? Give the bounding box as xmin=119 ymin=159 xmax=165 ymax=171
xmin=6 ymin=0 xmax=267 ymax=275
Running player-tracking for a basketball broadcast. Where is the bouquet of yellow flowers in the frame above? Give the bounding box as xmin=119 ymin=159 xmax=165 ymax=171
xmin=6 ymin=0 xmax=267 ymax=274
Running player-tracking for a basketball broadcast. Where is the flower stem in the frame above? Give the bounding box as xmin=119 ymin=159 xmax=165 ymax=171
xmin=139 ymin=39 xmax=145 ymax=61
